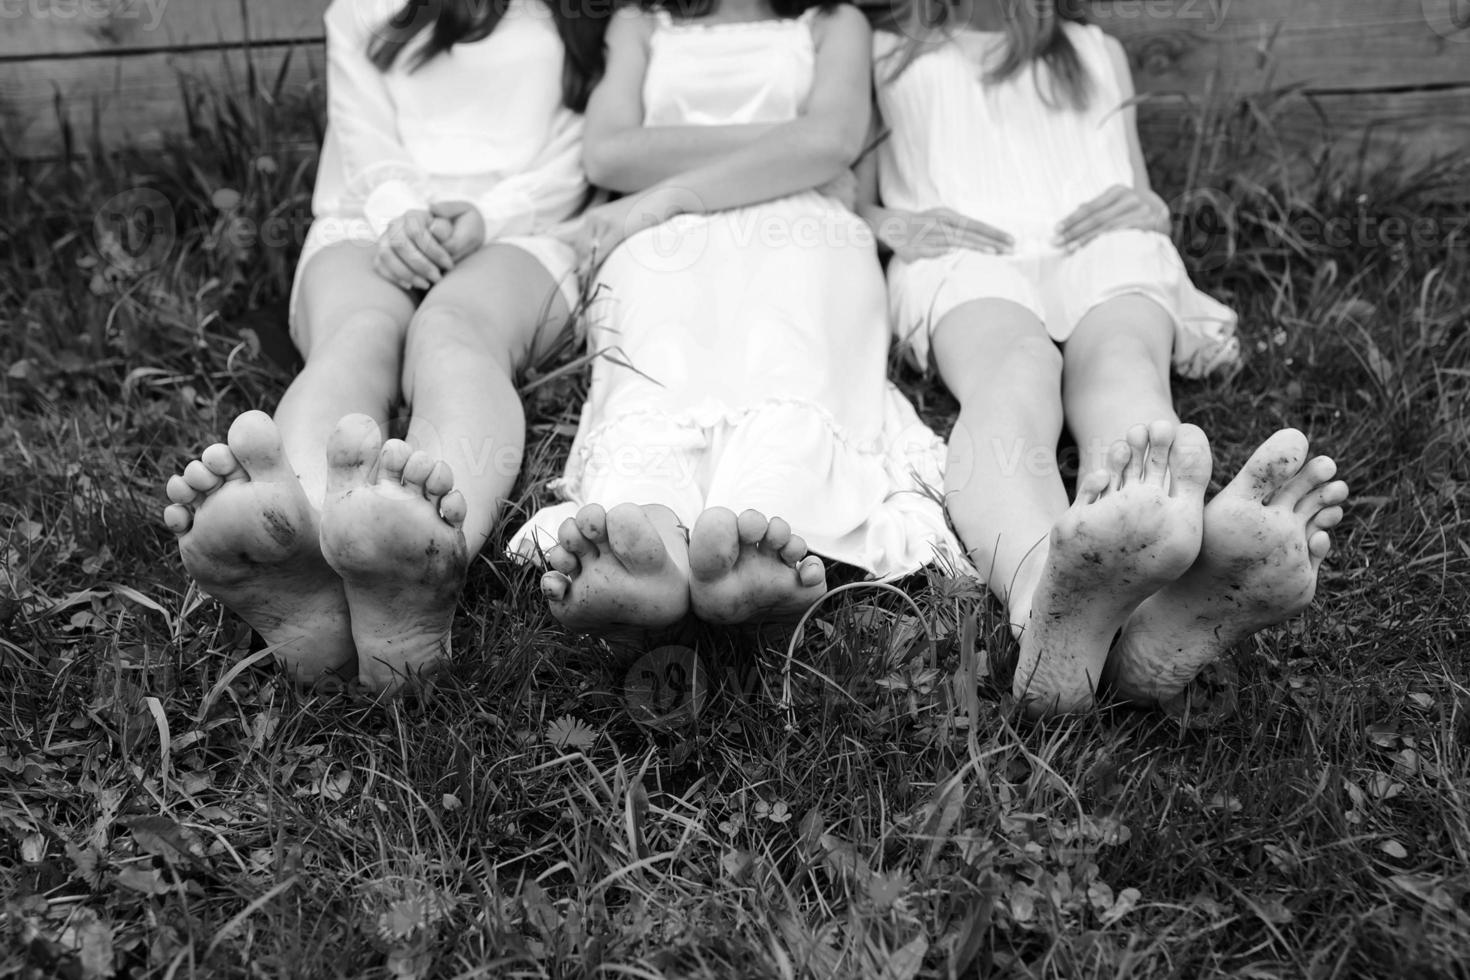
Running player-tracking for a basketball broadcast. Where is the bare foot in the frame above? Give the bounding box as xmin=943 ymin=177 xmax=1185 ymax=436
xmin=1107 ymin=428 xmax=1348 ymax=705
xmin=688 ymin=508 xmax=828 ymax=625
xmin=542 ymin=502 xmax=691 ymax=633
xmin=163 ymin=411 xmax=355 ymax=687
xmin=1013 ymin=421 xmax=1211 ymax=716
xmin=319 ymin=415 xmax=468 ymax=695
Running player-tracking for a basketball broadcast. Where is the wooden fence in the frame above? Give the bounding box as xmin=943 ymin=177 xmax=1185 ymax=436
xmin=2 ymin=0 xmax=1469 ymax=169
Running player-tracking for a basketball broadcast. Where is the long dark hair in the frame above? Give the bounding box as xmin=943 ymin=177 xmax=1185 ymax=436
xmin=368 ymin=0 xmax=610 ymax=112
xmin=642 ymin=0 xmax=840 ymax=21
xmin=871 ymin=0 xmax=1092 ymax=109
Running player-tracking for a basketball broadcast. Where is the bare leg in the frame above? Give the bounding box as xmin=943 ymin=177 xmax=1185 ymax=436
xmin=162 ymin=243 xmax=412 ymax=685
xmin=542 ymin=503 xmax=692 ymax=633
xmin=400 ymin=244 xmax=571 ymax=558
xmin=163 ymin=413 xmax=354 ymax=686
xmin=1061 ymin=294 xmax=1178 ymax=478
xmin=1107 ymin=429 xmax=1349 ymax=705
xmin=278 ymin=242 xmax=415 ymax=507
xmin=931 ymin=300 xmax=1067 ymax=633
xmin=319 ymin=417 xmax=469 ymax=694
xmin=687 ymin=508 xmax=827 ymax=624
xmin=1013 ymin=422 xmax=1211 ymax=716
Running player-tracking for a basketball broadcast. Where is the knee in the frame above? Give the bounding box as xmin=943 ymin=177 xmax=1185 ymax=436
xmin=405 ymin=303 xmax=519 ymax=371
xmin=950 ymin=333 xmax=1062 ymax=405
xmin=1065 ymin=330 xmax=1171 ymax=386
xmin=303 ymin=308 xmax=404 ymax=367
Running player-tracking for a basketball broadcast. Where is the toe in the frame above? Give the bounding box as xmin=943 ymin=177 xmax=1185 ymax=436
xmin=403 ymin=451 xmax=435 ymax=488
xmin=547 ymin=545 xmax=581 ymax=576
xmin=1309 ymin=505 xmax=1345 ymax=534
xmin=163 ymin=503 xmax=193 ymax=535
xmin=326 ymin=414 xmax=383 ymax=494
xmin=1142 ymin=420 xmax=1175 ymax=487
xmin=1229 ymin=428 xmax=1309 ymax=503
xmin=1275 ymin=455 xmax=1337 ymax=509
xmin=166 ymin=474 xmax=200 ymax=507
xmin=689 ymin=507 xmax=740 ymax=580
xmin=1168 ymin=423 xmax=1213 ymax=500
xmin=183 ymin=459 xmax=225 ymax=495
xmin=1103 ymin=440 xmax=1131 ymax=493
xmin=423 ymin=461 xmax=454 ymax=504
xmin=378 ymin=440 xmax=413 ymax=485
xmin=605 ymin=502 xmax=674 ymax=572
xmin=796 ymin=554 xmax=827 ymax=589
xmin=777 ymin=531 xmax=808 ymax=565
xmin=1076 ymin=468 xmax=1110 ymax=505
xmin=439 ymin=490 xmax=467 ymax=530
xmin=542 ymin=571 xmax=572 ymax=602
xmin=1123 ymin=424 xmax=1149 ymax=485
xmin=763 ymin=516 xmax=793 ymax=553
xmin=228 ymin=410 xmax=294 ymax=482
xmin=558 ymin=516 xmax=599 ymax=560
xmin=1296 ymin=479 xmax=1350 ymax=518
xmin=201 ymin=443 xmax=245 ymax=481
xmin=1307 ymin=529 xmax=1332 ymax=563
xmin=736 ymin=509 xmax=768 ymax=545
xmin=575 ymin=503 xmax=608 ymax=544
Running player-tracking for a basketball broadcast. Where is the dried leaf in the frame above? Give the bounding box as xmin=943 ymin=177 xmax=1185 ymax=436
xmin=115 ymin=865 xmax=170 ymax=896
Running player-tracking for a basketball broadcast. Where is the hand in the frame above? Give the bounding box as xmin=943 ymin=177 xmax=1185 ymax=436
xmin=870 ymin=206 xmax=1014 ymax=262
xmin=373 ymin=208 xmax=455 ymax=291
xmin=817 ymin=170 xmax=858 ymax=211
xmin=1054 ymin=185 xmax=1169 ymax=250
xmin=558 ymin=186 xmax=690 ymax=265
xmin=428 ymin=200 xmax=486 ymax=263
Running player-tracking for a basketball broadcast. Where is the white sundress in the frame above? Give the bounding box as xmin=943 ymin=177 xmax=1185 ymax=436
xmin=509 ymin=8 xmax=962 ymax=579
xmin=874 ymin=24 xmax=1240 ymax=379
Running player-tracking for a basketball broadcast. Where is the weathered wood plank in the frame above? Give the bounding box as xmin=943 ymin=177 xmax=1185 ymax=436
xmin=0 ymin=0 xmax=328 ymax=57
xmin=1091 ymin=0 xmax=1470 ymax=92
xmin=1136 ymin=86 xmax=1470 ymax=178
xmin=0 ymin=45 xmax=323 ymax=157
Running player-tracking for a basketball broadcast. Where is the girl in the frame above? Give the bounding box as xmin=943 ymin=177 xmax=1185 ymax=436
xmin=163 ymin=0 xmax=608 ymax=693
xmin=863 ymin=0 xmax=1349 ymax=715
xmin=508 ymin=0 xmax=961 ymax=631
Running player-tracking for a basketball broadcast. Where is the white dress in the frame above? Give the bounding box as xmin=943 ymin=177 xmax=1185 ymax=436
xmin=510 ymin=9 xmax=962 ymax=579
xmin=292 ymin=0 xmax=584 ymax=329
xmin=874 ymin=25 xmax=1240 ymax=379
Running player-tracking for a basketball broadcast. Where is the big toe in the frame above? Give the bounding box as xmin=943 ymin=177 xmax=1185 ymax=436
xmin=326 ymin=414 xmax=383 ymax=493
xmin=1229 ymin=428 xmax=1310 ymax=502
xmin=228 ymin=410 xmax=293 ymax=481
xmin=1169 ymin=423 xmax=1213 ymax=500
xmin=605 ymin=502 xmax=674 ymax=572
xmin=1141 ymin=420 xmax=1177 ymax=486
xmin=689 ymin=507 xmax=740 ymax=580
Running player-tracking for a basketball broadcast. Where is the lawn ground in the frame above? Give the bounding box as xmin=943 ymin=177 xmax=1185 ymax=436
xmin=2 ymin=76 xmax=1469 ymax=979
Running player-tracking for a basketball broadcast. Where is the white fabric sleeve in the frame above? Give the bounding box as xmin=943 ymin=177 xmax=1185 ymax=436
xmin=471 ymin=117 xmax=590 ymax=239
xmin=323 ymin=0 xmax=431 ymax=236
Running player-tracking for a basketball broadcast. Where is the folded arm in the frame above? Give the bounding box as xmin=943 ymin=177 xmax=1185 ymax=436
xmin=583 ymin=4 xmax=872 ymax=213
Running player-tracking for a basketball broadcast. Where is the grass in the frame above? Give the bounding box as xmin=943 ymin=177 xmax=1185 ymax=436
xmin=3 ymin=66 xmax=1470 ymax=980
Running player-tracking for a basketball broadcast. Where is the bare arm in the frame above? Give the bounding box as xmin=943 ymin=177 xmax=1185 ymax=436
xmin=582 ymin=9 xmax=779 ymax=192
xmin=610 ymin=5 xmax=873 ymax=215
xmin=1053 ymin=34 xmax=1169 ymax=248
xmin=1104 ymin=35 xmax=1161 ymax=201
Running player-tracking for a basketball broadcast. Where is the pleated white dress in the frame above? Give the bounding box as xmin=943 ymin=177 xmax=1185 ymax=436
xmin=510 ymin=9 xmax=962 ymax=579
xmin=874 ymin=24 xmax=1240 ymax=379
